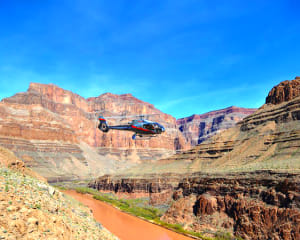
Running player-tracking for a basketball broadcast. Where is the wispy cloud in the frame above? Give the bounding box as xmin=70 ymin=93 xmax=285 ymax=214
xmin=156 ymin=84 xmax=266 ymax=115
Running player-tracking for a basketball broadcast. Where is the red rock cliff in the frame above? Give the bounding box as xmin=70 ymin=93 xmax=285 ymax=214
xmin=0 ymin=83 xmax=189 ymax=181
xmin=266 ymin=76 xmax=300 ymax=104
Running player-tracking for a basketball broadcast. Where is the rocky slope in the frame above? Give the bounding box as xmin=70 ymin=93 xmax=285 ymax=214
xmin=0 ymin=146 xmax=117 ymax=240
xmin=91 ymin=76 xmax=300 ymax=239
xmin=0 ymin=83 xmax=189 ymax=181
xmin=177 ymin=106 xmax=257 ymax=146
xmin=0 ymin=146 xmax=46 ymax=182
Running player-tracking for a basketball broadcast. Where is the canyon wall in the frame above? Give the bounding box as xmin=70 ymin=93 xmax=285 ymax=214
xmin=0 ymin=83 xmax=189 ymax=181
xmin=177 ymin=106 xmax=257 ymax=146
xmin=90 ymin=171 xmax=300 ymax=240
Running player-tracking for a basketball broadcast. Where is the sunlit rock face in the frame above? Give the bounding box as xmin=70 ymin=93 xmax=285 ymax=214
xmin=0 ymin=83 xmax=189 ymax=181
xmin=266 ymin=76 xmax=300 ymax=105
xmin=177 ymin=106 xmax=257 ymax=146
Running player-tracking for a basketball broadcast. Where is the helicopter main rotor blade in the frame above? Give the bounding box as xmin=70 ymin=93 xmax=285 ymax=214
xmin=101 ymin=113 xmax=160 ymax=120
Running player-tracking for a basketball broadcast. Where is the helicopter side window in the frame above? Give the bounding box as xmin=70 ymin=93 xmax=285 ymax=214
xmin=144 ymin=124 xmax=154 ymax=130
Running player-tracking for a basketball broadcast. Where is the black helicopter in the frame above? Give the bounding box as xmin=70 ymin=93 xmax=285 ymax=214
xmin=97 ymin=114 xmax=165 ymax=140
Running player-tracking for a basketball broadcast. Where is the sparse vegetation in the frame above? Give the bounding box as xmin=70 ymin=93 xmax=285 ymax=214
xmin=75 ymin=187 xmax=162 ymax=220
xmin=0 ymin=167 xmax=117 ymax=240
xmin=73 ymin=186 xmax=241 ymax=240
xmin=34 ymin=203 xmax=41 ymax=209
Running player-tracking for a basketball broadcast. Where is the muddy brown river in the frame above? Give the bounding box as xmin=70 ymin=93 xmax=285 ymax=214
xmin=64 ymin=190 xmax=195 ymax=240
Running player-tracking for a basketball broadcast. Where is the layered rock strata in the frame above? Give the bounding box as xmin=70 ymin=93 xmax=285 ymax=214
xmin=164 ymin=171 xmax=300 ymax=240
xmin=0 ymin=83 xmax=189 ymax=181
xmin=89 ymin=173 xmax=182 ymax=205
xmin=177 ymin=106 xmax=257 ymax=146
xmin=266 ymin=76 xmax=300 ymax=104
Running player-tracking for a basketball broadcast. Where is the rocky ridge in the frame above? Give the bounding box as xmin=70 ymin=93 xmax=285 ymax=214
xmin=177 ymin=106 xmax=257 ymax=146
xmin=0 ymin=146 xmax=117 ymax=240
xmin=0 ymin=83 xmax=189 ymax=181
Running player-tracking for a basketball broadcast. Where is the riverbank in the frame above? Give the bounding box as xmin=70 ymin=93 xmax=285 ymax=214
xmin=64 ymin=190 xmax=197 ymax=240
xmin=60 ymin=186 xmax=241 ymax=240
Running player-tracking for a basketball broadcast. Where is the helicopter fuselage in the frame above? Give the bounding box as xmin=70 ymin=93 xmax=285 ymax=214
xmin=98 ymin=117 xmax=165 ymax=139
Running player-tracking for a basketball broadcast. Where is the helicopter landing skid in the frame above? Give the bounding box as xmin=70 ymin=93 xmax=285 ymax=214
xmin=132 ymin=134 xmax=156 ymax=140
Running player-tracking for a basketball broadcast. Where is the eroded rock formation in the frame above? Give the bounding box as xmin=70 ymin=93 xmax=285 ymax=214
xmin=163 ymin=171 xmax=300 ymax=240
xmin=266 ymin=76 xmax=300 ymax=105
xmin=177 ymin=106 xmax=257 ymax=146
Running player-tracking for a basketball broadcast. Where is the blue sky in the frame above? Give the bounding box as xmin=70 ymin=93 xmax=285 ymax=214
xmin=0 ymin=0 xmax=299 ymax=118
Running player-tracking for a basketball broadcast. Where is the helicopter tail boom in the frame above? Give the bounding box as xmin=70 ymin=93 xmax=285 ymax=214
xmin=98 ymin=116 xmax=109 ymax=132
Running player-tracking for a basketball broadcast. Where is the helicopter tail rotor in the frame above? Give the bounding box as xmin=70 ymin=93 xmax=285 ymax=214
xmin=98 ymin=116 xmax=109 ymax=132
xmin=132 ymin=133 xmax=136 ymax=140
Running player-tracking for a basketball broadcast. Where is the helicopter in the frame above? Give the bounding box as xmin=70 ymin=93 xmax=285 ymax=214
xmin=97 ymin=114 xmax=165 ymax=140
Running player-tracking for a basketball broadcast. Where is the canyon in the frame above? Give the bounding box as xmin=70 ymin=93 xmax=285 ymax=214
xmin=0 ymin=82 xmax=252 ymax=182
xmin=2 ymin=76 xmax=300 ymax=239
xmin=90 ymin=77 xmax=300 ymax=240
